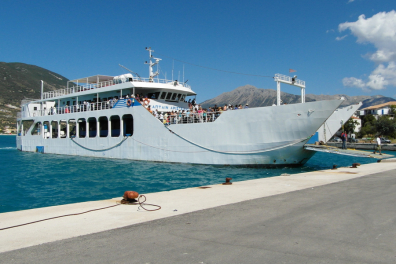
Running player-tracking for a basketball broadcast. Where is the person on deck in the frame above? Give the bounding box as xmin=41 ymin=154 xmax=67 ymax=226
xmin=373 ymin=135 xmax=382 ymax=155
xmin=341 ymin=131 xmax=347 ymax=149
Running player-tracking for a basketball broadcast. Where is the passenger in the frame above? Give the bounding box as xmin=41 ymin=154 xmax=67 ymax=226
xmin=239 ymin=104 xmax=243 ymax=109
xmin=244 ymin=104 xmax=249 ymax=109
xmin=164 ymin=112 xmax=168 ymax=125
xmin=65 ymin=105 xmax=70 ymax=113
xmin=223 ymin=104 xmax=227 ymax=111
xmin=198 ymin=107 xmax=203 ymax=122
xmin=159 ymin=112 xmax=164 ymax=123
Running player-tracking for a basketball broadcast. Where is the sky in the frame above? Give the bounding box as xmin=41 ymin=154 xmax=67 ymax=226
xmin=1 ymin=0 xmax=396 ymax=102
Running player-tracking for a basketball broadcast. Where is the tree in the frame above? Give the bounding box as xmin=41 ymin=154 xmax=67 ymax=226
xmin=343 ymin=118 xmax=359 ymax=134
xmin=375 ymin=116 xmax=396 ymax=138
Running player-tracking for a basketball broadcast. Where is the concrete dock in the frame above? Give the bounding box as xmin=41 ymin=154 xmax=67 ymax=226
xmin=1 ymin=160 xmax=396 ymax=263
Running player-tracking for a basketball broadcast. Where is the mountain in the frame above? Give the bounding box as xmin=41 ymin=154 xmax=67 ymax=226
xmin=200 ymin=85 xmax=395 ymax=109
xmin=0 ymin=62 xmax=69 ymax=133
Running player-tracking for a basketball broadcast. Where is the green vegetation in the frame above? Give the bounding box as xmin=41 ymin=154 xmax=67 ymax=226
xmin=0 ymin=62 xmax=69 ymax=132
xmin=359 ymin=114 xmax=396 ymax=139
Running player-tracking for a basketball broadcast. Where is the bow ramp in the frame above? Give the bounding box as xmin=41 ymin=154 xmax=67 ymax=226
xmin=304 ymin=144 xmax=394 ymax=159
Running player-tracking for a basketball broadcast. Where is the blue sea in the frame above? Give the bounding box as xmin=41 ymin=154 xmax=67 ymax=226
xmin=0 ymin=135 xmax=383 ymax=214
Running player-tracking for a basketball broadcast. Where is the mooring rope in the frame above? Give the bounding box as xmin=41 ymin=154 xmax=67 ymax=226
xmin=163 ymin=126 xmax=310 ymax=154
xmin=70 ymin=136 xmax=129 ymax=152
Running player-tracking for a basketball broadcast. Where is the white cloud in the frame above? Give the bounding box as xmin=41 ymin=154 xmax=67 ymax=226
xmin=347 ymin=0 xmax=355 ymax=3
xmin=335 ymin=35 xmax=348 ymax=41
xmin=338 ymin=10 xmax=396 ymax=91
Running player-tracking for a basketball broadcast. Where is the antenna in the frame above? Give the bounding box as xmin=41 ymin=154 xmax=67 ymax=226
xmin=145 ymin=47 xmax=162 ymax=81
xmin=119 ymin=64 xmax=141 ymax=79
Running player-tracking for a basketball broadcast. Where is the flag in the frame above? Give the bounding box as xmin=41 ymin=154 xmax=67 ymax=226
xmin=289 ymin=69 xmax=296 ymax=73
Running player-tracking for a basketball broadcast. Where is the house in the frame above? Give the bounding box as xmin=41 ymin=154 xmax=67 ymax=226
xmin=351 ymin=115 xmax=362 ymax=133
xmin=358 ymin=101 xmax=396 ymax=117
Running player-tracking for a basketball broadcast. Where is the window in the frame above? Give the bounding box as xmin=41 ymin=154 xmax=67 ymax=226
xmin=88 ymin=117 xmax=97 ymax=138
xmin=160 ymin=92 xmax=166 ymax=99
xmin=99 ymin=116 xmax=108 ymax=137
xmin=123 ymin=114 xmax=133 ymax=136
xmin=110 ymin=115 xmax=120 ymax=137
xmin=51 ymin=121 xmax=58 ymax=138
xmin=60 ymin=120 xmax=67 ymax=138
xmin=69 ymin=119 xmax=76 ymax=138
xmin=78 ymin=118 xmax=86 ymax=138
xmin=166 ymin=93 xmax=172 ymax=100
xmin=31 ymin=122 xmax=42 ymax=136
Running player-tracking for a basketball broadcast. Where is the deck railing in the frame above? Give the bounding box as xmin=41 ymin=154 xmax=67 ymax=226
xmin=42 ymin=77 xmax=192 ymax=99
xmin=19 ymin=101 xmax=118 ymax=118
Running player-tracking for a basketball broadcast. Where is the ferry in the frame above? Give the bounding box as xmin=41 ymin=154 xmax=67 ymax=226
xmin=16 ymin=48 xmax=343 ymax=166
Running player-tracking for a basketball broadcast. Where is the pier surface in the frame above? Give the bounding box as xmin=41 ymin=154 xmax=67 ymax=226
xmin=1 ymin=160 xmax=396 ymax=263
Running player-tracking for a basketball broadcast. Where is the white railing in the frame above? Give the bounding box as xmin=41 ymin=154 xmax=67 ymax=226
xmin=42 ymin=77 xmax=192 ymax=99
xmin=19 ymin=101 xmax=118 ymax=118
xmin=156 ymin=112 xmax=226 ymax=125
xmin=274 ymin=73 xmax=305 ymax=87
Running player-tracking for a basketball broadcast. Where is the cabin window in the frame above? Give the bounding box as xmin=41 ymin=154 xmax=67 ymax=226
xmin=88 ymin=117 xmax=97 ymax=138
xmin=21 ymin=120 xmax=34 ymax=136
xmin=60 ymin=120 xmax=67 ymax=138
xmin=31 ymin=122 xmax=42 ymax=136
xmin=99 ymin=116 xmax=108 ymax=138
xmin=166 ymin=93 xmax=172 ymax=100
xmin=78 ymin=118 xmax=86 ymax=138
xmin=51 ymin=121 xmax=58 ymax=138
xmin=110 ymin=115 xmax=120 ymax=137
xmin=69 ymin=119 xmax=76 ymax=138
xmin=123 ymin=114 xmax=133 ymax=136
xmin=171 ymin=93 xmax=177 ymax=100
xmin=180 ymin=95 xmax=186 ymax=101
xmin=160 ymin=92 xmax=166 ymax=100
xmin=43 ymin=121 xmax=50 ymax=138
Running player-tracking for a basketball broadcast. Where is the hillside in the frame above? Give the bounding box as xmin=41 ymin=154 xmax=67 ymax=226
xmin=0 ymin=62 xmax=69 ymax=133
xmin=200 ymin=85 xmax=395 ymax=109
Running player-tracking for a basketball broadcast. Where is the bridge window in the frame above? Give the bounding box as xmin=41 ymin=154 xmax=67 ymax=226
xmin=160 ymin=92 xmax=166 ymax=99
xmin=166 ymin=93 xmax=172 ymax=100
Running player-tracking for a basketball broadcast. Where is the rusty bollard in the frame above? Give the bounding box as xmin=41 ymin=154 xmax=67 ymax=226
xmin=222 ymin=177 xmax=232 ymax=185
xmin=121 ymin=191 xmax=139 ymax=204
xmin=331 ymin=165 xmax=337 ymax=170
xmin=350 ymin=163 xmax=361 ymax=168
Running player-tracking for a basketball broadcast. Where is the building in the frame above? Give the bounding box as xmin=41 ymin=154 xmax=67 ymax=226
xmin=358 ymin=101 xmax=396 ymax=117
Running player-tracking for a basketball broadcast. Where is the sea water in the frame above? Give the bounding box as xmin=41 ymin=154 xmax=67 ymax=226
xmin=0 ymin=135 xmax=381 ymax=214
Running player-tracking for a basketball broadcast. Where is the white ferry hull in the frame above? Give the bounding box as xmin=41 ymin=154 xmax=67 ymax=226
xmin=17 ymin=99 xmax=341 ymax=166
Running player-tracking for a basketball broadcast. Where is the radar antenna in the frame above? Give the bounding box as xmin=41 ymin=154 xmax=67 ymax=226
xmin=119 ymin=64 xmax=141 ymax=79
xmin=145 ymin=47 xmax=162 ymax=81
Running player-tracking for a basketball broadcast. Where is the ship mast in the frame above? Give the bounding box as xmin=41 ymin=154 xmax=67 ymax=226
xmin=274 ymin=74 xmax=306 ymax=106
xmin=145 ymin=47 xmax=162 ymax=81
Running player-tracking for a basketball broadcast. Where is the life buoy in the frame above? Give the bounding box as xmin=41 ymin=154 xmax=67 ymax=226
xmin=143 ymin=98 xmax=150 ymax=106
xmin=127 ymin=99 xmax=132 ymax=106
